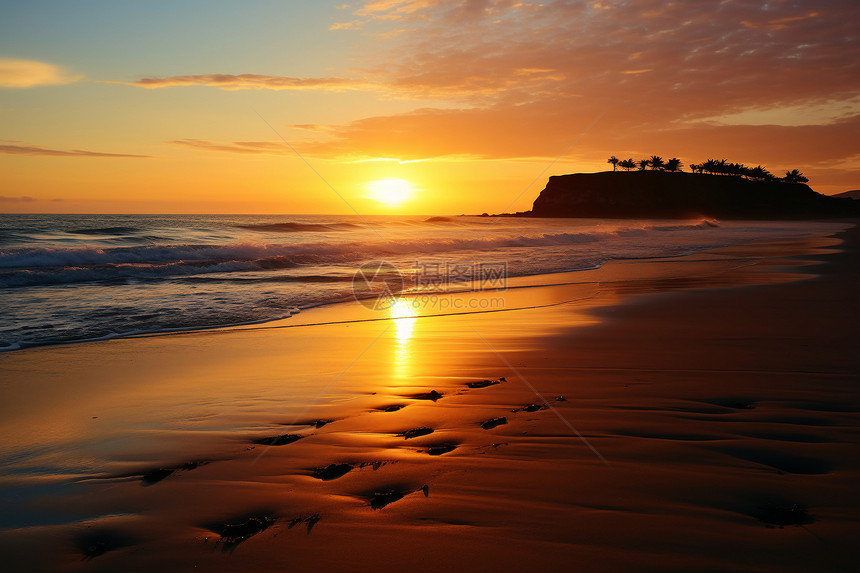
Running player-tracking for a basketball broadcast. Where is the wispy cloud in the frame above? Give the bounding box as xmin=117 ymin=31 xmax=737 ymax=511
xmin=0 ymin=144 xmax=149 ymax=158
xmin=294 ymin=0 xmax=860 ymax=166
xmin=329 ymin=20 xmax=364 ymax=30
xmin=169 ymin=139 xmax=287 ymax=154
xmin=0 ymin=195 xmax=63 ymax=203
xmin=0 ymin=58 xmax=81 ymax=88
xmin=347 ymin=156 xmax=432 ymax=164
xmin=109 ymin=74 xmax=377 ymax=91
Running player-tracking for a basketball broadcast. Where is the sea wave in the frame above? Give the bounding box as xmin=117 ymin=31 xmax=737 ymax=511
xmin=67 ymin=226 xmax=141 ymax=235
xmin=0 ymin=222 xmax=716 ymax=287
xmin=237 ymin=221 xmax=363 ymax=232
xmin=0 ymin=221 xmax=714 ymax=268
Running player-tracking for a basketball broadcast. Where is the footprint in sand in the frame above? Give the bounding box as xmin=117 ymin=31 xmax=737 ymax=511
xmin=375 ymin=404 xmax=408 ymax=413
xmin=139 ymin=460 xmax=210 ymax=486
xmin=399 ymin=427 xmax=434 ymax=440
xmin=207 ymin=514 xmax=278 ymax=551
xmin=426 ymin=443 xmax=457 ymax=456
xmin=251 ymin=434 xmax=304 ymax=446
xmin=311 ymin=463 xmax=353 ymax=481
xmin=285 ymin=419 xmax=335 ymax=429
xmin=754 ymin=502 xmax=814 ymax=528
xmin=287 ymin=514 xmax=321 ymax=534
xmin=75 ymin=530 xmax=136 ymax=560
xmin=407 ymin=390 xmax=444 ymax=401
xmin=512 ymin=403 xmax=547 ymax=413
xmin=368 ymin=484 xmax=429 ymax=510
xmin=467 ymin=379 xmax=501 ymax=389
xmin=480 ymin=417 xmax=508 ymax=430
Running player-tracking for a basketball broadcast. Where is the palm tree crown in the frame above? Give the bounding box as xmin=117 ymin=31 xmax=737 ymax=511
xmin=623 ymin=159 xmax=636 ymax=171
xmin=607 ymin=156 xmax=619 ymax=171
xmin=784 ymin=169 xmax=809 ymax=183
xmin=664 ymin=158 xmax=682 ymax=172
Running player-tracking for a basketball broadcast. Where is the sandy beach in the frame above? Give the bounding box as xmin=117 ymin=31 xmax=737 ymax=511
xmin=1 ymin=221 xmax=858 ymax=572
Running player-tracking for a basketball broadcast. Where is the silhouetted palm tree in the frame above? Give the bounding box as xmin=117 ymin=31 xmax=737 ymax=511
xmin=619 ymin=158 xmax=636 ymax=171
xmin=638 ymin=159 xmax=651 ymax=170
xmin=784 ymin=169 xmax=809 ymax=183
xmin=649 ymin=155 xmax=665 ymax=171
xmin=607 ymin=156 xmax=619 ymax=171
xmin=749 ymin=165 xmax=773 ymax=181
xmin=664 ymin=158 xmax=682 ymax=172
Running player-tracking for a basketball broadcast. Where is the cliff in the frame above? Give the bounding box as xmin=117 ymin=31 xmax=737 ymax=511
xmin=529 ymin=171 xmax=859 ymax=219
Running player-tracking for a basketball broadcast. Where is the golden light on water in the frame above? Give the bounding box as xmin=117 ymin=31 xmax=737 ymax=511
xmin=390 ymin=298 xmax=417 ymax=378
xmin=390 ymin=298 xmax=417 ymax=341
xmin=365 ymin=178 xmax=415 ymax=206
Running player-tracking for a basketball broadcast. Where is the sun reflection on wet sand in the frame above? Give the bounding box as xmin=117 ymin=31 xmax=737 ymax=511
xmin=389 ymin=298 xmax=417 ymax=378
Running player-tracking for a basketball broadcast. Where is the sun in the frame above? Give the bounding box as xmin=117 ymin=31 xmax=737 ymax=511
xmin=365 ymin=178 xmax=415 ymax=206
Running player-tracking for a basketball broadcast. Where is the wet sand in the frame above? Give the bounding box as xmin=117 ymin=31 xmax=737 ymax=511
xmin=0 ymin=222 xmax=858 ymax=572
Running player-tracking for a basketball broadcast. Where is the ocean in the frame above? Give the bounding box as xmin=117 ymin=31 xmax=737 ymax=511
xmin=0 ymin=213 xmax=842 ymax=350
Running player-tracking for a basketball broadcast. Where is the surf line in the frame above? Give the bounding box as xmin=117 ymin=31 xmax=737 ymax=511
xmin=130 ymin=292 xmax=603 ymax=341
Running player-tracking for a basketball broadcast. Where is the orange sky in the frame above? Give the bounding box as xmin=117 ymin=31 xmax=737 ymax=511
xmin=1 ymin=0 xmax=859 ymax=214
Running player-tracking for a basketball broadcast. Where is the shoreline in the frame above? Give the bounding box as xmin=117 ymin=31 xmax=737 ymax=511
xmin=0 ymin=221 xmax=857 ymax=571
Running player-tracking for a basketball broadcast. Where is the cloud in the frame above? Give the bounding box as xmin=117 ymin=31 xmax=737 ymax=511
xmin=288 ymin=0 xmax=860 ymax=174
xmin=110 ymin=74 xmax=378 ymax=91
xmin=0 ymin=58 xmax=81 ymax=88
xmin=112 ymin=0 xmax=859 ymax=194
xmin=110 ymin=1 xmax=860 ymax=110
xmin=169 ymin=139 xmax=288 ymax=154
xmin=0 ymin=144 xmax=149 ymax=158
xmin=330 ymin=20 xmax=364 ymax=30
xmin=0 ymin=195 xmax=64 ymax=203
xmin=290 ymin=124 xmax=339 ymax=132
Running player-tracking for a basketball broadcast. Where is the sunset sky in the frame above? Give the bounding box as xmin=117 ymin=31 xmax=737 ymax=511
xmin=1 ymin=0 xmax=858 ymax=214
